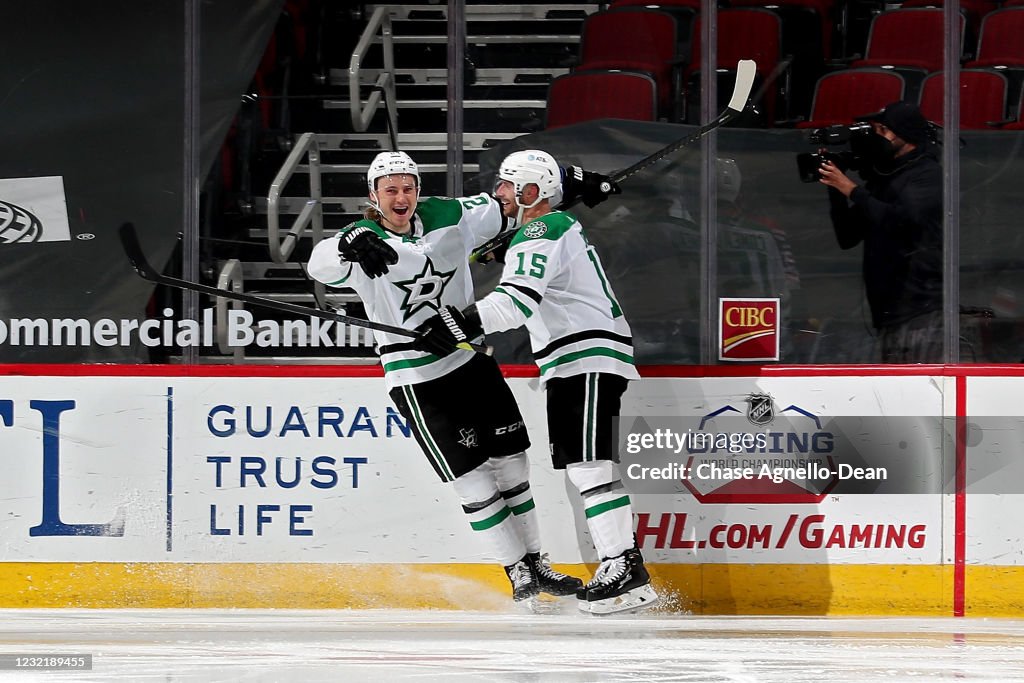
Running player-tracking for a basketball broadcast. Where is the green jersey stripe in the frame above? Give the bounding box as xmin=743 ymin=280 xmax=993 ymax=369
xmin=538 ymin=347 xmax=634 ymax=375
xmin=587 ymin=248 xmax=623 ymax=318
xmin=585 ymin=495 xmax=631 ymax=519
xmin=509 ymin=498 xmax=536 ymax=516
xmin=470 ymin=505 xmax=512 ymax=531
xmin=494 ymin=286 xmax=533 ymax=318
xmin=383 ymin=353 xmax=444 ymax=373
xmin=402 ymin=386 xmax=454 ymax=481
xmin=585 ymin=374 xmax=597 ymax=461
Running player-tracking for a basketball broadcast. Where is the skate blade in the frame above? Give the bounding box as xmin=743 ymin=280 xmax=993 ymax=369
xmin=518 ymin=593 xmax=573 ymax=615
xmin=578 ymin=584 xmax=659 ymax=615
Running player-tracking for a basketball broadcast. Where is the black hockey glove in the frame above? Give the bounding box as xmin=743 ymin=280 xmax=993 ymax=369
xmin=476 ymin=232 xmax=512 ymax=265
xmin=560 ymin=165 xmax=621 ymax=209
xmin=338 ymin=226 xmax=398 ymax=278
xmin=414 ymin=305 xmax=483 ymax=357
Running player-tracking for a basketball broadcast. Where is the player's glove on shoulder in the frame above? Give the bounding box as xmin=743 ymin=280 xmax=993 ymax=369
xmin=414 ymin=305 xmax=483 ymax=357
xmin=560 ymin=165 xmax=621 ymax=209
xmin=338 ymin=226 xmax=398 ymax=278
xmin=476 ymin=233 xmax=512 ymax=265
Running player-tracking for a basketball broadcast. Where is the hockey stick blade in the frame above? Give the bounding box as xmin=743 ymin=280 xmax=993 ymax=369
xmin=469 ymin=60 xmax=757 ymax=264
xmin=726 ymin=58 xmax=757 ymax=117
xmin=118 ymin=223 xmax=492 ymax=355
xmin=120 ymin=222 xmax=163 ymax=282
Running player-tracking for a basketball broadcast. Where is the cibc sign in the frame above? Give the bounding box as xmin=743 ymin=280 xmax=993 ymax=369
xmin=719 ymin=298 xmax=780 ymax=361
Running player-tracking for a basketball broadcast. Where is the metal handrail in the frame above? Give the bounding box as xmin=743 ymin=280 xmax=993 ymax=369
xmin=266 ymin=131 xmax=326 ymax=312
xmin=349 ymin=7 xmax=398 ymax=139
xmin=215 ymin=258 xmax=245 ymax=362
xmin=267 ymin=131 xmax=323 ymax=266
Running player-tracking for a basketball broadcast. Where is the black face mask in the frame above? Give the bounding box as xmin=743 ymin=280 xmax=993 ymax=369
xmin=850 ymin=130 xmax=891 ymax=162
xmin=868 ymin=133 xmax=899 ymax=160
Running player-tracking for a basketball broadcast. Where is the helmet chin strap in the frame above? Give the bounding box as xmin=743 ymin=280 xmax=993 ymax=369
xmin=368 ymin=187 xmax=418 ymax=231
xmin=514 ymin=189 xmax=542 ymax=228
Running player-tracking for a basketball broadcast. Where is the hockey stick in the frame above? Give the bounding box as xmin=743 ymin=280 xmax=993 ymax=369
xmin=469 ymin=59 xmax=758 ymax=263
xmin=118 ymin=223 xmax=492 ymax=356
xmin=603 ymin=58 xmax=758 ymax=187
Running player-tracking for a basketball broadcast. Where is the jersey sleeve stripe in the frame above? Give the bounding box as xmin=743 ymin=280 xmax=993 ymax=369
xmin=500 ymin=282 xmax=543 ymax=304
xmin=493 ymin=286 xmax=534 ymax=318
xmin=586 ymin=249 xmax=623 ymax=317
xmin=533 ymin=330 xmax=633 ymax=361
xmin=326 ymin=261 xmax=353 ymax=286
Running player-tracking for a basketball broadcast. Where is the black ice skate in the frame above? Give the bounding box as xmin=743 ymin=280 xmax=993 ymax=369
xmin=504 ymin=556 xmax=540 ymax=602
xmin=577 ymin=547 xmax=658 ymax=614
xmin=527 ymin=552 xmax=584 ymax=597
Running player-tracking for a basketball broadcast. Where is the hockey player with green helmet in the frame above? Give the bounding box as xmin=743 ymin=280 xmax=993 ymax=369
xmin=415 ymin=149 xmax=657 ymax=615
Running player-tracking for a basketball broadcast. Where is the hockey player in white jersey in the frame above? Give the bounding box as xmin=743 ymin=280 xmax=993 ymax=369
xmin=415 ymin=149 xmax=657 ymax=614
xmin=307 ymin=151 xmax=615 ymax=604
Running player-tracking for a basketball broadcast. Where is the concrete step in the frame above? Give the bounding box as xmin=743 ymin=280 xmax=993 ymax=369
xmin=265 ymin=292 xmax=361 ymax=305
xmin=254 ymin=196 xmax=365 ymax=216
xmin=295 ymin=162 xmax=480 ymax=174
xmin=365 ymin=3 xmax=599 ymax=21
xmin=324 ymin=98 xmax=546 ymax=110
xmin=332 ymin=67 xmax=567 ymax=87
xmin=319 ymin=131 xmax=521 ymax=151
xmin=389 ymin=17 xmax=586 ymax=33
xmin=241 ymin=261 xmax=311 ymax=280
xmin=380 ymin=34 xmax=580 ymax=45
xmin=270 ymin=170 xmax=488 ymax=201
xmin=355 ymin=42 xmax=578 ymax=70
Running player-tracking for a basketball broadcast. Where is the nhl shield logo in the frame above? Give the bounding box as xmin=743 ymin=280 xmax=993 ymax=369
xmin=746 ymin=393 xmax=774 ymax=426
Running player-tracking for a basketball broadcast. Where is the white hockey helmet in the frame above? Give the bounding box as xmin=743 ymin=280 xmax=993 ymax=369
xmin=497 ymin=149 xmax=562 ymax=211
xmin=367 ymin=151 xmax=420 ymax=194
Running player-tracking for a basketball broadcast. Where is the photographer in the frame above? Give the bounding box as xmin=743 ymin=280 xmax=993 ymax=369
xmin=817 ymin=101 xmax=943 ymax=363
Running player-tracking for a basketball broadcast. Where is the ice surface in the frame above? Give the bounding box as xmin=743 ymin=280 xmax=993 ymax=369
xmin=1 ymin=608 xmax=1024 ymax=682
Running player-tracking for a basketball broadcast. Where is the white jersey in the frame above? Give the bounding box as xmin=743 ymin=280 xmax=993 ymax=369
xmin=476 ymin=211 xmax=640 ymax=384
xmin=308 ymin=194 xmax=505 ymax=389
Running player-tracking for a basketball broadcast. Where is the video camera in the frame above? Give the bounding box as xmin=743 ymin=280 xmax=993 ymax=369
xmin=796 ymin=122 xmax=876 ymax=183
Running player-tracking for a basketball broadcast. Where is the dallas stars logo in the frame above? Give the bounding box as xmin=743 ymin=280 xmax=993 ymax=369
xmin=458 ymin=428 xmax=478 ymax=448
xmin=393 ymin=257 xmax=456 ymax=322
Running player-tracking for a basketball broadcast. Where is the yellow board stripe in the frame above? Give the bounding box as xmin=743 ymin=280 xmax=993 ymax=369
xmin=0 ymin=563 xmax=1016 ymax=614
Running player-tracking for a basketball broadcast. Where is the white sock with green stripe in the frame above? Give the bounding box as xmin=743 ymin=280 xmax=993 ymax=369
xmin=453 ymin=462 xmax=526 ymax=566
xmin=567 ymin=460 xmax=634 ymax=559
xmin=489 ymin=453 xmax=540 ymax=554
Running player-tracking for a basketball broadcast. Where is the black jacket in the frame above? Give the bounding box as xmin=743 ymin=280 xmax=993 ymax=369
xmin=828 ymin=145 xmax=943 ymax=329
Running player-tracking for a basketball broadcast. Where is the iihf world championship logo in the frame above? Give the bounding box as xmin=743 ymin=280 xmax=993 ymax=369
xmin=682 ymin=396 xmax=838 ymax=504
xmin=0 ymin=176 xmax=72 ymax=243
xmin=0 ymin=200 xmax=42 ymax=243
